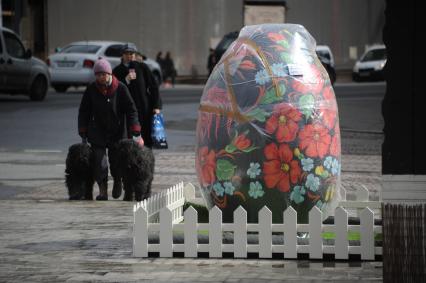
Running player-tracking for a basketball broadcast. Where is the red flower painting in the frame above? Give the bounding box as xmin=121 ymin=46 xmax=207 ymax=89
xmin=265 ymin=103 xmax=302 ymax=143
xmin=263 ymin=143 xmax=301 ymax=192
xmin=196 ymin=146 xmax=217 ymax=186
xmin=330 ymin=124 xmax=341 ymax=157
xmin=234 ymin=134 xmax=251 ymax=151
xmin=298 ymin=123 xmax=331 ymax=158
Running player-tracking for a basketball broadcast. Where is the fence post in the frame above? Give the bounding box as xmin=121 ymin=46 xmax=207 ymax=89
xmin=209 ymin=206 xmax=222 ymax=258
xmin=335 ymin=207 xmax=349 ymax=259
xmin=284 ymin=207 xmax=297 ymax=259
xmin=133 ymin=204 xmax=148 ymax=257
xmin=259 ymin=206 xmax=272 ymax=258
xmin=184 ymin=206 xmax=198 ymax=258
xmin=309 ymin=206 xmax=323 ymax=259
xmin=160 ymin=207 xmax=173 ymax=257
xmin=234 ymin=206 xmax=247 ymax=258
xmin=360 ymin=207 xmax=375 ymax=260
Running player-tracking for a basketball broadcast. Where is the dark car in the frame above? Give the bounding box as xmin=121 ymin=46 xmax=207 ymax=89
xmin=0 ymin=27 xmax=50 ymax=101
xmin=214 ymin=31 xmax=336 ymax=85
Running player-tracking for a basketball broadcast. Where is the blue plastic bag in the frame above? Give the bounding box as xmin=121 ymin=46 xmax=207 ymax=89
xmin=151 ymin=113 xmax=168 ymax=149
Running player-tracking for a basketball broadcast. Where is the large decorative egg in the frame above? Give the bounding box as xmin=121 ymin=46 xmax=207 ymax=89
xmin=195 ymin=24 xmax=341 ymax=223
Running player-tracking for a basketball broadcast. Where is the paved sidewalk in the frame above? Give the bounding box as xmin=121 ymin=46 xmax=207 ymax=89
xmin=0 ymin=131 xmax=384 ymax=282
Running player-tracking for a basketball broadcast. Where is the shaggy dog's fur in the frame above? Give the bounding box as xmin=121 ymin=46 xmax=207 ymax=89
xmin=65 ymin=143 xmax=95 ymax=200
xmin=116 ymin=139 xmax=155 ymax=202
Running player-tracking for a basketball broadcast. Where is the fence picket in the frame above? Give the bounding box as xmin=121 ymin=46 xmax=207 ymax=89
xmin=209 ymin=206 xmax=222 ymax=258
xmin=234 ymin=206 xmax=247 ymax=258
xmin=335 ymin=207 xmax=349 ymax=259
xmin=259 ymin=207 xmax=272 ymax=258
xmin=357 ymin=184 xmax=369 ymax=202
xmin=360 ymin=207 xmax=375 ymax=260
xmin=160 ymin=207 xmax=173 ymax=257
xmin=184 ymin=206 xmax=198 ymax=257
xmin=133 ymin=205 xmax=148 ymax=257
xmin=284 ymin=207 xmax=297 ymax=259
xmin=309 ymin=206 xmax=323 ymax=259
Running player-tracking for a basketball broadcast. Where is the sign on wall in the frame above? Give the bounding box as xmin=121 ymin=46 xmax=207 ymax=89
xmin=244 ymin=5 xmax=285 ymax=25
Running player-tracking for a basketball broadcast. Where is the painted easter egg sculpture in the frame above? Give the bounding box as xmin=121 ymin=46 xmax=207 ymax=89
xmin=196 ymin=24 xmax=341 ymax=223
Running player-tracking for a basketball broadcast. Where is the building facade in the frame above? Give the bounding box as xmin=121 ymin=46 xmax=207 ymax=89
xmin=2 ymin=0 xmax=385 ymax=76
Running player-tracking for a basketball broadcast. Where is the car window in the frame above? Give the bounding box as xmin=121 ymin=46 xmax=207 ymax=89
xmin=60 ymin=45 xmax=101 ymax=54
xmin=3 ymin=31 xmax=25 ymax=58
xmin=361 ymin=48 xmax=386 ymax=62
xmin=104 ymin=44 xmax=124 ymax=57
xmin=316 ymin=50 xmax=330 ymax=60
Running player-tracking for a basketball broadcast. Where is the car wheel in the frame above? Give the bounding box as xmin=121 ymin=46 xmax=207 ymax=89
xmin=153 ymin=71 xmax=162 ymax=86
xmin=29 ymin=75 xmax=48 ymax=101
xmin=53 ymin=85 xmax=69 ymax=93
xmin=352 ymin=73 xmax=361 ymax=82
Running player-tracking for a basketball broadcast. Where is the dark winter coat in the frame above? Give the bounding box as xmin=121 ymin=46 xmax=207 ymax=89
xmin=78 ymin=77 xmax=141 ymax=147
xmin=113 ymin=61 xmax=162 ymax=147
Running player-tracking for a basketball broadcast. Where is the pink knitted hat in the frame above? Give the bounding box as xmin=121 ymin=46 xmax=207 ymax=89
xmin=93 ymin=58 xmax=112 ymax=74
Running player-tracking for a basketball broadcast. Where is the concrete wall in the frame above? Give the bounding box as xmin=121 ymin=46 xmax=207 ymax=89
xmin=285 ymin=0 xmax=385 ymax=68
xmin=47 ymin=0 xmax=384 ymax=75
xmin=47 ymin=0 xmax=243 ymax=76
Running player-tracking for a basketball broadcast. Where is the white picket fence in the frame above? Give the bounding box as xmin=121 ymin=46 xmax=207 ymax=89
xmin=137 ymin=181 xmax=185 ymax=224
xmin=133 ymin=182 xmax=382 ymax=260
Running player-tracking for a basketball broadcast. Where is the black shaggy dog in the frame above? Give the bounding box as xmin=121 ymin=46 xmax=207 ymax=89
xmin=116 ymin=139 xmax=155 ymax=201
xmin=65 ymin=143 xmax=95 ymax=200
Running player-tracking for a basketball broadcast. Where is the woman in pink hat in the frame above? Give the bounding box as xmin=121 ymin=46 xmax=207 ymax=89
xmin=78 ymin=58 xmax=142 ymax=200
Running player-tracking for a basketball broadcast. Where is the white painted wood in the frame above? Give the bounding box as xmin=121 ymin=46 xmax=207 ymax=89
xmin=357 ymin=184 xmax=369 ymax=202
xmin=341 ymin=186 xmax=347 ymax=201
xmin=159 ymin=207 xmax=173 ymax=257
xmin=209 ymin=206 xmax=222 ymax=258
xmin=259 ymin=206 xmax=272 ymax=258
xmin=335 ymin=207 xmax=349 ymax=259
xmin=234 ymin=206 xmax=247 ymax=258
xmin=184 ymin=206 xmax=198 ymax=258
xmin=360 ymin=208 xmax=375 ymax=260
xmin=284 ymin=207 xmax=297 ymax=259
xmin=133 ymin=205 xmax=148 ymax=257
xmin=134 ymin=184 xmax=383 ymax=260
xmin=184 ymin=182 xmax=196 ymax=201
xmin=309 ymin=206 xmax=323 ymax=259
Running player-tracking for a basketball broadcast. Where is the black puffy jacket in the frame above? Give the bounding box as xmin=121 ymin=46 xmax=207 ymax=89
xmin=78 ymin=77 xmax=140 ymax=147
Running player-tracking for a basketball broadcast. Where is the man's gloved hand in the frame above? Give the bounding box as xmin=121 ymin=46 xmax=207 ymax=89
xmin=132 ymin=135 xmax=144 ymax=147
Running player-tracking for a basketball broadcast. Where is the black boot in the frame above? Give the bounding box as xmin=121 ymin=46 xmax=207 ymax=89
xmin=112 ymin=178 xmax=122 ymax=199
xmin=96 ymin=181 xmax=108 ymax=201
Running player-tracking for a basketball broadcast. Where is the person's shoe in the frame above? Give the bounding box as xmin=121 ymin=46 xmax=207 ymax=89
xmin=112 ymin=179 xmax=122 ymax=199
xmin=96 ymin=181 xmax=108 ymax=201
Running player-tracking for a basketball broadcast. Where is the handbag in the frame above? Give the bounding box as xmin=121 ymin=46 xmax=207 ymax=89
xmin=151 ymin=113 xmax=168 ymax=149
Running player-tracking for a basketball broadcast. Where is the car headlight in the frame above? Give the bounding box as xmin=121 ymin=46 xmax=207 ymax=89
xmin=375 ymin=61 xmax=386 ymax=71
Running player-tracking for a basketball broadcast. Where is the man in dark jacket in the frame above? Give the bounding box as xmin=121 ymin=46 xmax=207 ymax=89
xmin=78 ymin=58 xmax=142 ymax=200
xmin=113 ymin=44 xmax=162 ymax=148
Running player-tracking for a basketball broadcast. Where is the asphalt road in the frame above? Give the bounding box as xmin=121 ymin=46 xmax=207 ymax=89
xmin=0 ymin=82 xmax=385 ymax=198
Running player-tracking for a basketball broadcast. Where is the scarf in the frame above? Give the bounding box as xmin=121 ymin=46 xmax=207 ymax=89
xmin=96 ymin=75 xmax=119 ymax=97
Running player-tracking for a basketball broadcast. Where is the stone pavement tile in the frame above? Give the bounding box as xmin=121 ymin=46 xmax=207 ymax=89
xmin=0 ymin=198 xmax=383 ymax=282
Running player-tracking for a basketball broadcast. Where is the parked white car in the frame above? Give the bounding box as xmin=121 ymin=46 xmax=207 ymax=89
xmin=315 ymin=45 xmax=336 ymax=85
xmin=47 ymin=41 xmax=162 ymax=92
xmin=352 ymin=44 xmax=386 ymax=82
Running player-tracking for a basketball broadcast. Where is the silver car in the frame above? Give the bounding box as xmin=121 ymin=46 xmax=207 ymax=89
xmin=352 ymin=44 xmax=386 ymax=82
xmin=47 ymin=41 xmax=163 ymax=92
xmin=0 ymin=27 xmax=50 ymax=101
